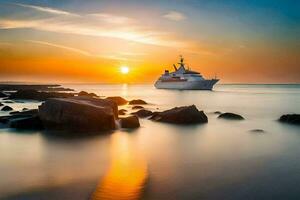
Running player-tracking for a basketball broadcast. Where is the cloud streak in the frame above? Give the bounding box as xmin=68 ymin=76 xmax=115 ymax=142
xmin=13 ymin=3 xmax=77 ymax=16
xmin=163 ymin=11 xmax=186 ymax=21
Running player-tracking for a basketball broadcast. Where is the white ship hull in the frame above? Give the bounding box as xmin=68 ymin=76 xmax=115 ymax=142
xmin=155 ymin=79 xmax=219 ymax=90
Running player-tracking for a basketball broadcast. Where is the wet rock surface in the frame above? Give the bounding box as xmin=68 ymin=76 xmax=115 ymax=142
xmin=150 ymin=105 xmax=208 ymax=124
xmin=218 ymin=112 xmax=244 ymax=120
xmin=118 ymin=109 xmax=127 ymax=115
xmin=132 ymin=109 xmax=153 ymax=118
xmin=106 ymin=96 xmax=128 ymax=105
xmin=38 ymin=97 xmax=117 ymax=131
xmin=120 ymin=116 xmax=140 ymax=128
xmin=10 ymin=116 xmax=43 ymax=130
xmin=9 ymin=89 xmax=75 ymax=101
xmin=129 ymin=99 xmax=147 ymax=105
xmin=279 ymin=114 xmax=300 ymax=125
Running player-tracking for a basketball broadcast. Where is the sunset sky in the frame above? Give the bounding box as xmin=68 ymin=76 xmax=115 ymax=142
xmin=0 ymin=0 xmax=299 ymax=83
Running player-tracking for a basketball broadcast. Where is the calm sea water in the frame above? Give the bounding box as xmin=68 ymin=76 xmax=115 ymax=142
xmin=0 ymin=84 xmax=300 ymax=200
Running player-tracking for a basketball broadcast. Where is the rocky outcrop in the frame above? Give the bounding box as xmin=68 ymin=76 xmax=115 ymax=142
xmin=78 ymin=91 xmax=98 ymax=98
xmin=9 ymin=89 xmax=75 ymax=101
xmin=218 ymin=112 xmax=244 ymax=120
xmin=10 ymin=116 xmax=43 ymax=130
xmin=132 ymin=109 xmax=153 ymax=118
xmin=1 ymin=106 xmax=13 ymax=111
xmin=38 ymin=97 xmax=118 ymax=131
xmin=129 ymin=99 xmax=147 ymax=105
xmin=106 ymin=96 xmax=128 ymax=105
xmin=132 ymin=105 xmax=144 ymax=110
xmin=120 ymin=116 xmax=140 ymax=128
xmin=279 ymin=114 xmax=300 ymax=125
xmin=0 ymin=91 xmax=8 ymax=98
xmin=150 ymin=105 xmax=208 ymax=124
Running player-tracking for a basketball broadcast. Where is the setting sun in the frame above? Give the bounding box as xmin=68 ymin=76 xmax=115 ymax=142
xmin=120 ymin=66 xmax=129 ymax=74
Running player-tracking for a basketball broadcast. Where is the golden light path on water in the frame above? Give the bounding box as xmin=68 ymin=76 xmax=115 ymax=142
xmin=91 ymin=132 xmax=148 ymax=200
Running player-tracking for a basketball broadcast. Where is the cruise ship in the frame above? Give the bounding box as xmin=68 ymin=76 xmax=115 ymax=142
xmin=154 ymin=56 xmax=219 ymax=90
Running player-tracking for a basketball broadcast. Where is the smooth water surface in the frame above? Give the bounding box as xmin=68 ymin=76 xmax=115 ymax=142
xmin=0 ymin=84 xmax=300 ymax=200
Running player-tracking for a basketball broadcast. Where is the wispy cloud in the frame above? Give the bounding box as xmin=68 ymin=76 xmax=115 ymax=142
xmin=87 ymin=13 xmax=134 ymax=24
xmin=13 ymin=3 xmax=77 ymax=16
xmin=163 ymin=11 xmax=186 ymax=21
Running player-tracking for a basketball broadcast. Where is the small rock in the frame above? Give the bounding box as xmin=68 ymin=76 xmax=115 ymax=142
xmin=106 ymin=96 xmax=128 ymax=106
xmin=279 ymin=114 xmax=300 ymax=125
xmin=118 ymin=109 xmax=127 ymax=115
xmin=9 ymin=89 xmax=75 ymax=101
xmin=1 ymin=106 xmax=13 ymax=111
xmin=249 ymin=129 xmax=265 ymax=133
xmin=218 ymin=112 xmax=244 ymax=120
xmin=78 ymin=91 xmax=98 ymax=98
xmin=10 ymin=116 xmax=43 ymax=130
xmin=0 ymin=91 xmax=8 ymax=98
xmin=4 ymin=100 xmax=14 ymax=103
xmin=132 ymin=109 xmax=153 ymax=118
xmin=0 ymin=102 xmax=3 ymax=106
xmin=214 ymin=111 xmax=222 ymax=114
xmin=129 ymin=99 xmax=147 ymax=105
xmin=132 ymin=105 xmax=144 ymax=110
xmin=150 ymin=105 xmax=208 ymax=124
xmin=22 ymin=108 xmax=28 ymax=111
xmin=120 ymin=116 xmax=140 ymax=128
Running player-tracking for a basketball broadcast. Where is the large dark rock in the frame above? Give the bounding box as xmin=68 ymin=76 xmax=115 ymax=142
xmin=38 ymin=97 xmax=118 ymax=131
xmin=218 ymin=112 xmax=244 ymax=120
xmin=150 ymin=105 xmax=208 ymax=124
xmin=78 ymin=91 xmax=98 ymax=98
xmin=0 ymin=91 xmax=8 ymax=98
xmin=9 ymin=89 xmax=75 ymax=101
xmin=132 ymin=109 xmax=153 ymax=118
xmin=120 ymin=116 xmax=140 ymax=128
xmin=10 ymin=116 xmax=43 ymax=130
xmin=1 ymin=106 xmax=13 ymax=111
xmin=129 ymin=99 xmax=147 ymax=105
xmin=279 ymin=114 xmax=300 ymax=125
xmin=106 ymin=96 xmax=128 ymax=105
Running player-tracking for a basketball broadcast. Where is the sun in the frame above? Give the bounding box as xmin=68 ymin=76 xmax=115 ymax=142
xmin=120 ymin=66 xmax=129 ymax=74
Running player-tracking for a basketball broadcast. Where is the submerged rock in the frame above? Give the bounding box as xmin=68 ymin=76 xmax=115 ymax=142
xmin=106 ymin=96 xmax=128 ymax=106
xmin=132 ymin=105 xmax=144 ymax=110
xmin=38 ymin=97 xmax=117 ymax=131
xmin=213 ymin=111 xmax=222 ymax=115
xmin=218 ymin=112 xmax=244 ymax=120
xmin=0 ymin=91 xmax=8 ymax=98
xmin=132 ymin=109 xmax=153 ymax=118
xmin=150 ymin=105 xmax=208 ymax=124
xmin=118 ymin=109 xmax=127 ymax=115
xmin=249 ymin=129 xmax=265 ymax=133
xmin=129 ymin=99 xmax=147 ymax=105
xmin=1 ymin=106 xmax=13 ymax=111
xmin=9 ymin=89 xmax=75 ymax=101
xmin=120 ymin=116 xmax=140 ymax=128
xmin=279 ymin=114 xmax=300 ymax=125
xmin=10 ymin=116 xmax=43 ymax=130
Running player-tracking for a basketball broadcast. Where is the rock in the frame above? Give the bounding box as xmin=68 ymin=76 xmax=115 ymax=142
xmin=4 ymin=100 xmax=14 ymax=103
xmin=9 ymin=89 xmax=75 ymax=101
xmin=38 ymin=97 xmax=117 ymax=131
xmin=22 ymin=108 xmax=28 ymax=111
xmin=10 ymin=116 xmax=43 ymax=130
xmin=150 ymin=105 xmax=208 ymax=124
xmin=78 ymin=91 xmax=98 ymax=97
xmin=218 ymin=112 xmax=244 ymax=120
xmin=249 ymin=129 xmax=265 ymax=133
xmin=1 ymin=106 xmax=13 ymax=111
xmin=0 ymin=91 xmax=8 ymax=98
xmin=129 ymin=99 xmax=147 ymax=105
xmin=10 ymin=111 xmax=20 ymax=115
xmin=132 ymin=105 xmax=144 ymax=110
xmin=120 ymin=116 xmax=140 ymax=128
xmin=214 ymin=111 xmax=222 ymax=114
xmin=0 ymin=102 xmax=3 ymax=106
xmin=279 ymin=114 xmax=300 ymax=125
xmin=106 ymin=96 xmax=128 ymax=105
xmin=132 ymin=109 xmax=153 ymax=118
xmin=118 ymin=109 xmax=127 ymax=115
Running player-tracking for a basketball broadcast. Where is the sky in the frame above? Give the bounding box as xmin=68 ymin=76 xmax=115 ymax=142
xmin=0 ymin=0 xmax=299 ymax=83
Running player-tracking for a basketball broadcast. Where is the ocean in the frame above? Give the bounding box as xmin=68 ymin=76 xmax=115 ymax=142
xmin=0 ymin=84 xmax=300 ymax=200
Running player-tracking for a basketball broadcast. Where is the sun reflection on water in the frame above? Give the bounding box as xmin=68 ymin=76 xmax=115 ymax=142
xmin=91 ymin=132 xmax=148 ymax=200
